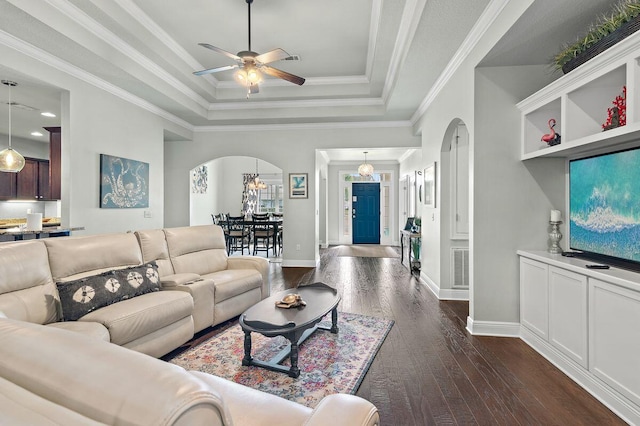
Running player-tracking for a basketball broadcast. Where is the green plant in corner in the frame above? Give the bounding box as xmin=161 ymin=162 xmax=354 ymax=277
xmin=553 ymin=0 xmax=640 ymax=71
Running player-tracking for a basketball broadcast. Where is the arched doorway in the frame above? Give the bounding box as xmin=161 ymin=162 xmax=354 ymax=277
xmin=189 ymin=156 xmax=283 ymax=226
xmin=439 ymin=119 xmax=470 ymax=297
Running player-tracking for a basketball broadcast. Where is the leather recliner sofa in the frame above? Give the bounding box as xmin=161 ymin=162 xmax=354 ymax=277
xmin=0 ymin=314 xmax=380 ymax=425
xmin=0 ymin=224 xmax=268 ymax=357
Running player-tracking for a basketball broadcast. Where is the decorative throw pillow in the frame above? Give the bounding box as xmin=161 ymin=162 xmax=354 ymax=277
xmin=57 ymin=262 xmax=161 ymax=321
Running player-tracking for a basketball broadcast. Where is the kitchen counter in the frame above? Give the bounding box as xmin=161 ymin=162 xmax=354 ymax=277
xmin=0 ymin=217 xmax=61 ymax=229
xmin=0 ymin=226 xmax=84 ymax=241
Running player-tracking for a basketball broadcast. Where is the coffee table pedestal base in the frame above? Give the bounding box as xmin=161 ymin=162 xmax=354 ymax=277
xmin=242 ymin=310 xmax=339 ymax=378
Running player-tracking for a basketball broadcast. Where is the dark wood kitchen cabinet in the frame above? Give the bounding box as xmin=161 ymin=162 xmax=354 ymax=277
xmin=44 ymin=127 xmax=61 ymax=200
xmin=0 ymin=127 xmax=61 ymax=201
xmin=0 ymin=171 xmax=17 ymax=199
xmin=16 ymin=158 xmax=50 ymax=200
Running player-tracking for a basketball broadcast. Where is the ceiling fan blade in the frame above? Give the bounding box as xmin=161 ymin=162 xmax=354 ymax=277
xmin=261 ymin=66 xmax=305 ymax=86
xmin=255 ymin=48 xmax=291 ymax=64
xmin=198 ymin=43 xmax=241 ymax=61
xmin=193 ymin=64 xmax=238 ymax=76
xmin=249 ymin=83 xmax=259 ymax=94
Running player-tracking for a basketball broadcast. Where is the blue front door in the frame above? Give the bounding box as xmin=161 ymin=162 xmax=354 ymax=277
xmin=352 ymin=183 xmax=380 ymax=244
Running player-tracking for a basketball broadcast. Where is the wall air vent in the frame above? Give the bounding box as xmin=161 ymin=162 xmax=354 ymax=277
xmin=451 ymin=248 xmax=469 ymax=288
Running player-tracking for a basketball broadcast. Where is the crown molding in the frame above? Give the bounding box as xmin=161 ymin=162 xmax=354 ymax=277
xmin=217 ymin=74 xmax=370 ymax=90
xmin=44 ymin=0 xmax=211 ymax=109
xmin=112 ymin=0 xmax=219 ymax=88
xmin=398 ymin=148 xmax=418 ymax=163
xmin=365 ymin=0 xmax=383 ymax=79
xmin=194 ymin=120 xmax=412 ymax=133
xmin=208 ymin=96 xmax=384 ymax=111
xmin=381 ymin=0 xmax=427 ymax=104
xmin=410 ymin=0 xmax=511 ymax=124
xmin=0 ymin=29 xmax=194 ymax=132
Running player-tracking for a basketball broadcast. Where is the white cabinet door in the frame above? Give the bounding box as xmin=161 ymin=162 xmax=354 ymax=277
xmin=590 ymin=278 xmax=640 ymax=407
xmin=520 ymin=257 xmax=549 ymax=340
xmin=549 ymin=266 xmax=588 ymax=368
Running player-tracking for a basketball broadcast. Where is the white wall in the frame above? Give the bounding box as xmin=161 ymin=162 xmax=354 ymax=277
xmin=164 ymin=126 xmax=419 ymax=266
xmin=1 ymin=43 xmax=168 ymax=235
xmin=473 ymin=65 xmax=564 ymax=322
xmin=190 ymin=156 xmax=282 ymax=226
xmin=412 ymin=0 xmax=570 ymax=327
xmin=0 ymin=135 xmax=49 ymax=160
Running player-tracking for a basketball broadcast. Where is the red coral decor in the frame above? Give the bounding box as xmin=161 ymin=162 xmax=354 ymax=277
xmin=602 ymin=86 xmax=626 ymax=131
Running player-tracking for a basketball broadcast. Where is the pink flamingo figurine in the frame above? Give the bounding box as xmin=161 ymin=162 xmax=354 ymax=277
xmin=541 ymin=118 xmax=561 ymax=146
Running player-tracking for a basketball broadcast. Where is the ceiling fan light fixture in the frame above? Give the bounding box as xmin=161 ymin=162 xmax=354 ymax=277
xmin=246 ymin=67 xmax=261 ymax=83
xmin=358 ymin=151 xmax=374 ymax=177
xmin=235 ymin=68 xmax=247 ymax=83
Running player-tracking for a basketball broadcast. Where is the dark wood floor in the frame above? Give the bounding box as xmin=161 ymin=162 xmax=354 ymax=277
xmin=176 ymin=247 xmax=626 ymax=425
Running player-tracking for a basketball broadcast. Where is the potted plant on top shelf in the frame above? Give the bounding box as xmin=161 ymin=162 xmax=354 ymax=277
xmin=554 ymin=0 xmax=640 ymax=74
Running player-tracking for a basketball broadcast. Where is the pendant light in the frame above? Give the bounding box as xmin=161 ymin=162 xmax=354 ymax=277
xmin=248 ymin=158 xmax=267 ymax=190
xmin=0 ymin=80 xmax=25 ymax=173
xmin=358 ymin=151 xmax=374 ymax=177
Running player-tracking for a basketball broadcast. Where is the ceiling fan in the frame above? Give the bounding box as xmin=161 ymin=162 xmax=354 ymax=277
xmin=193 ymin=0 xmax=305 ymax=95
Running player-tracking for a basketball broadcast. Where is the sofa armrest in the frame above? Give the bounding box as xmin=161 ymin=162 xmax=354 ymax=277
xmin=162 ymin=278 xmax=215 ymax=333
xmin=161 ymin=273 xmax=202 ymax=288
xmin=305 ymin=394 xmax=379 ymax=426
xmin=0 ymin=318 xmax=231 ymax=426
xmin=227 ymin=257 xmax=270 ymax=298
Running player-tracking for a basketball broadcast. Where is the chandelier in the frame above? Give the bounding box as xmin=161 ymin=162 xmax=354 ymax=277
xmin=0 ymin=80 xmax=25 ymax=173
xmin=358 ymin=151 xmax=374 ymax=177
xmin=248 ymin=158 xmax=267 ymax=190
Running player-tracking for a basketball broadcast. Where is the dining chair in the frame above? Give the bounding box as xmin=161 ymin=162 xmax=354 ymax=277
xmin=271 ymin=213 xmax=283 ymax=256
xmin=252 ymin=214 xmax=275 ymax=257
xmin=226 ymin=215 xmax=251 ymax=255
xmin=213 ymin=213 xmax=230 ymax=247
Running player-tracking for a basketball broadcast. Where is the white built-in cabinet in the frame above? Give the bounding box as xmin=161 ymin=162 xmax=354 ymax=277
xmin=519 ymin=251 xmax=640 ymax=424
xmin=517 ymin=30 xmax=640 ymax=425
xmin=517 ymin=31 xmax=640 ymax=160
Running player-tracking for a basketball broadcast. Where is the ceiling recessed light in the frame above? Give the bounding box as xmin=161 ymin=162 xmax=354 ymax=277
xmin=31 ymin=131 xmax=43 ymax=137
xmin=41 ymin=112 xmax=56 ymax=117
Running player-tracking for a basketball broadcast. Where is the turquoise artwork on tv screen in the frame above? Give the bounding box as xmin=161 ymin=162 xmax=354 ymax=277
xmin=569 ymin=147 xmax=640 ymax=264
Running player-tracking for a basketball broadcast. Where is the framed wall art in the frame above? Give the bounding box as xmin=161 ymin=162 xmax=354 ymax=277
xmin=424 ymin=162 xmax=436 ymax=208
xmin=191 ymin=165 xmax=208 ymax=194
xmin=289 ymin=173 xmax=308 ymax=198
xmin=100 ymin=154 xmax=149 ymax=208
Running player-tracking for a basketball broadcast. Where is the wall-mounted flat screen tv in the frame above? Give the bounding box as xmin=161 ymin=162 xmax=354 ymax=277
xmin=569 ymin=146 xmax=640 ymax=271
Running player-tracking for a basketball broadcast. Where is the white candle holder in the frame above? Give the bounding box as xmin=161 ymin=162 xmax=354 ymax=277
xmin=549 ymin=221 xmax=563 ymax=254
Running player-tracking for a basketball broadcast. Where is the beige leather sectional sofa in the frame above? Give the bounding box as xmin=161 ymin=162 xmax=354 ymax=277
xmin=0 ymin=224 xmax=380 ymax=425
xmin=0 ymin=224 xmax=268 ymax=358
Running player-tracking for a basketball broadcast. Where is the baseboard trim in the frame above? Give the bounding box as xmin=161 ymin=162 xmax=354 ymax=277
xmin=419 ymin=272 xmax=469 ymax=300
xmin=466 ymin=317 xmax=520 ymax=337
xmin=281 ymin=259 xmax=318 ymax=268
xmin=520 ymin=327 xmax=639 ymax=425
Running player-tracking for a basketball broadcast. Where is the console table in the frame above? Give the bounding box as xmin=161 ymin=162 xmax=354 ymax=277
xmin=400 ymin=229 xmax=421 ymax=268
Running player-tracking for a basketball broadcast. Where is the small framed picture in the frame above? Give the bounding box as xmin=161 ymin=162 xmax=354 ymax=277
xmin=424 ymin=162 xmax=436 ymax=207
xmin=289 ymin=173 xmax=308 ymax=199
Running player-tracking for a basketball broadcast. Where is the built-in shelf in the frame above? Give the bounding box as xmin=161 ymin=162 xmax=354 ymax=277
xmin=518 ymin=30 xmax=640 ymax=160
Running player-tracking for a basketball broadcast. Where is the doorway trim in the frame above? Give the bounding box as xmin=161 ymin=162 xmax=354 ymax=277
xmin=337 ymin=169 xmax=394 ymax=245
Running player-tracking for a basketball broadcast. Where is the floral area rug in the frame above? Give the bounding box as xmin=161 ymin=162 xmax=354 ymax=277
xmin=168 ymin=312 xmax=393 ymax=408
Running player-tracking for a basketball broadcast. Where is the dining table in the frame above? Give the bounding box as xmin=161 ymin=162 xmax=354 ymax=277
xmin=233 ymin=218 xmax=283 ymax=256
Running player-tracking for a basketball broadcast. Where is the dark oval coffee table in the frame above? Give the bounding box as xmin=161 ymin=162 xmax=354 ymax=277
xmin=239 ymin=282 xmax=340 ymax=378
